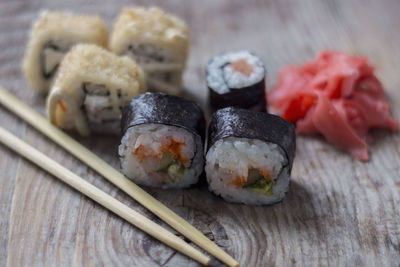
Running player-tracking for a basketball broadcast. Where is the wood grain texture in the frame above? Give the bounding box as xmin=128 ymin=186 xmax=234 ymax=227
xmin=1 ymin=0 xmax=400 ymax=266
xmin=0 ymin=126 xmax=211 ymax=265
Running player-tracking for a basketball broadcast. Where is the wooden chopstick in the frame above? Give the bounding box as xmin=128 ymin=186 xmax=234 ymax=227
xmin=0 ymin=87 xmax=239 ymax=267
xmin=0 ymin=126 xmax=211 ymax=266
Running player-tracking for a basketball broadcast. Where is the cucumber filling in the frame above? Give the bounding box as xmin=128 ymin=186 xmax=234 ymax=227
xmin=244 ymin=168 xmax=275 ymax=196
xmin=157 ymin=152 xmax=185 ymax=184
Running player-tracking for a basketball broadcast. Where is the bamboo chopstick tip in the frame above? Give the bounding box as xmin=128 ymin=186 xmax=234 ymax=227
xmin=226 ymin=257 xmax=239 ymax=267
xmin=208 ymin=257 xmax=238 ymax=267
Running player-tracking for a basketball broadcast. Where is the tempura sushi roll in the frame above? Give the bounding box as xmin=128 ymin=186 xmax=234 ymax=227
xmin=46 ymin=44 xmax=146 ymax=136
xmin=110 ymin=7 xmax=190 ymax=95
xmin=205 ymin=107 xmax=295 ymax=205
xmin=206 ymin=50 xmax=266 ymax=112
xmin=119 ymin=93 xmax=205 ymax=188
xmin=23 ymin=11 xmax=108 ymax=93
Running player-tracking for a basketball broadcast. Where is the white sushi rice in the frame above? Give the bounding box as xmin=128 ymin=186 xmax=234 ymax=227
xmin=206 ymin=50 xmax=265 ymax=94
xmin=206 ymin=137 xmax=290 ymax=205
xmin=119 ymin=124 xmax=203 ymax=188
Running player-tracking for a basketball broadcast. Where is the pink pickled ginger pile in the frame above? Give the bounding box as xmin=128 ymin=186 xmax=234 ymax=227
xmin=268 ymin=51 xmax=399 ymax=161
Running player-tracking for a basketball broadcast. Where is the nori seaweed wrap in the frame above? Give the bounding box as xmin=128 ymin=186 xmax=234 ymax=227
xmin=119 ymin=93 xmax=205 ymax=188
xmin=206 ymin=50 xmax=266 ymax=112
xmin=205 ymin=107 xmax=296 ymax=205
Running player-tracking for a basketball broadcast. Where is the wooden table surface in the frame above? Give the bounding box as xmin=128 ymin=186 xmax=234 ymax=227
xmin=1 ymin=0 xmax=400 ymax=266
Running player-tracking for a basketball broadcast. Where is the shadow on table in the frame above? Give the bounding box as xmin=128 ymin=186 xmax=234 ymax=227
xmin=199 ymin=179 xmax=333 ymax=230
xmin=158 ymin=178 xmax=340 ymax=266
xmin=368 ymin=128 xmax=399 ymax=150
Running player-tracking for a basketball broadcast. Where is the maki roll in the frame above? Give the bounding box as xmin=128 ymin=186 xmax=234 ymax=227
xmin=23 ymin=11 xmax=108 ymax=93
xmin=206 ymin=50 xmax=266 ymax=112
xmin=110 ymin=7 xmax=190 ymax=95
xmin=205 ymin=107 xmax=296 ymax=205
xmin=46 ymin=44 xmax=146 ymax=136
xmin=119 ymin=93 xmax=205 ymax=189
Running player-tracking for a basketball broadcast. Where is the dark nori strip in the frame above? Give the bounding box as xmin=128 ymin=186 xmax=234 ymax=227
xmin=127 ymin=44 xmax=165 ymax=63
xmin=121 ymin=93 xmax=205 ymax=143
xmin=209 ymin=79 xmax=266 ymax=112
xmin=83 ymin=83 xmax=110 ymax=96
xmin=207 ymin=107 xmax=296 ymax=171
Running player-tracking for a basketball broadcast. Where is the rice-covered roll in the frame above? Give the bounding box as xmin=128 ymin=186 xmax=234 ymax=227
xmin=206 ymin=50 xmax=266 ymax=112
xmin=23 ymin=11 xmax=108 ymax=93
xmin=119 ymin=93 xmax=205 ymax=188
xmin=206 ymin=107 xmax=295 ymax=205
xmin=110 ymin=7 xmax=190 ymax=95
xmin=46 ymin=44 xmax=146 ymax=136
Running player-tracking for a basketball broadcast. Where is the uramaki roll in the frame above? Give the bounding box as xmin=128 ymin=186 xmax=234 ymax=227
xmin=46 ymin=44 xmax=146 ymax=136
xmin=205 ymin=107 xmax=295 ymax=205
xmin=110 ymin=7 xmax=189 ymax=95
xmin=23 ymin=11 xmax=108 ymax=93
xmin=119 ymin=93 xmax=205 ymax=189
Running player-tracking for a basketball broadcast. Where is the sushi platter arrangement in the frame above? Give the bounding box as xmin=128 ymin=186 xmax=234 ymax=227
xmin=1 ymin=1 xmax=400 ymax=266
xmin=20 ymin=7 xmax=304 ymax=204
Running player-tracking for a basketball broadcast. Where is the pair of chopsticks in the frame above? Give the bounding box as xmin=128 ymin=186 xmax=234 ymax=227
xmin=0 ymin=126 xmax=209 ymax=264
xmin=0 ymin=87 xmax=239 ymax=267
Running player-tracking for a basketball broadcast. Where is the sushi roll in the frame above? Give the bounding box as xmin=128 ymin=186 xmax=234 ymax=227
xmin=46 ymin=44 xmax=146 ymax=136
xmin=23 ymin=11 xmax=108 ymax=93
xmin=110 ymin=7 xmax=190 ymax=95
xmin=205 ymin=107 xmax=296 ymax=205
xmin=206 ymin=50 xmax=266 ymax=112
xmin=119 ymin=93 xmax=205 ymax=189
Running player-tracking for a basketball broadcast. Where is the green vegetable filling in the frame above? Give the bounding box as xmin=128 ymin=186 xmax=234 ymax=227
xmin=244 ymin=168 xmax=275 ymax=196
xmin=157 ymin=152 xmax=185 ymax=184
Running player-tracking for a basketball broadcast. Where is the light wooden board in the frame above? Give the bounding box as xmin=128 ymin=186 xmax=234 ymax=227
xmin=1 ymin=0 xmax=400 ymax=266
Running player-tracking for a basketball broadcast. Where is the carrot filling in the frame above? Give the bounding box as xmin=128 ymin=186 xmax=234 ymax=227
xmin=229 ymin=59 xmax=254 ymax=77
xmin=231 ymin=175 xmax=247 ymax=187
xmin=133 ymin=139 xmax=188 ymax=163
xmin=133 ymin=138 xmax=188 ymax=183
xmin=160 ymin=139 xmax=188 ymax=164
xmin=230 ymin=167 xmax=275 ymax=196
